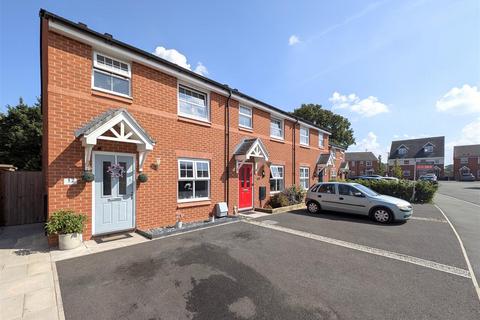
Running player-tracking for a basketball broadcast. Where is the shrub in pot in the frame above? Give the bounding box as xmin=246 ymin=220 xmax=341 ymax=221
xmin=45 ymin=209 xmax=87 ymax=250
xmin=138 ymin=173 xmax=148 ymax=183
xmin=81 ymin=171 xmax=95 ymax=182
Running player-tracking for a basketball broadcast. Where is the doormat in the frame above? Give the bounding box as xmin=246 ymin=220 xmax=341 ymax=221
xmin=137 ymin=216 xmax=241 ymax=240
xmin=94 ymin=233 xmax=133 ymax=244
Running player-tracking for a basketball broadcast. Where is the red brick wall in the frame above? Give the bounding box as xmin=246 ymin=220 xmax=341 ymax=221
xmin=454 ymin=157 xmax=480 ymax=180
xmin=348 ymin=160 xmax=379 ymax=176
xmin=43 ymin=26 xmax=328 ymax=240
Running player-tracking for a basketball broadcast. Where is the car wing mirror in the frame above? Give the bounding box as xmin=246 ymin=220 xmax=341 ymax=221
xmin=353 ymin=192 xmax=364 ymax=197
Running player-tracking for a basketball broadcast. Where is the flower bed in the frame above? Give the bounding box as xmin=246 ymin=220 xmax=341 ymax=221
xmin=260 ymin=185 xmax=307 ymax=213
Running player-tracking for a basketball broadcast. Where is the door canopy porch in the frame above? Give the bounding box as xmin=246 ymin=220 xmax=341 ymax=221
xmin=316 ymin=152 xmax=335 ymax=173
xmin=75 ymin=109 xmax=155 ymax=171
xmin=233 ymin=138 xmax=269 ymax=172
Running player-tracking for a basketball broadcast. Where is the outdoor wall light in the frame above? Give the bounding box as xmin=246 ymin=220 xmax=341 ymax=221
xmin=153 ymin=157 xmax=161 ymax=170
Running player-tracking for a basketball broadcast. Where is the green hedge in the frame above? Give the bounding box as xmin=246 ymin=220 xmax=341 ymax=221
xmin=350 ymin=179 xmax=438 ymax=203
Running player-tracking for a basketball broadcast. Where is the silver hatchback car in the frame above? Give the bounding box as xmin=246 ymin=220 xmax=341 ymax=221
xmin=305 ymin=182 xmax=413 ymax=223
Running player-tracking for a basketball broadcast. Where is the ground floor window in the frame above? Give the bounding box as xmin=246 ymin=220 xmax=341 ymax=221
xmin=331 ymin=169 xmax=337 ymax=178
xmin=403 ymin=170 xmax=410 ymax=177
xmin=270 ymin=165 xmax=284 ymax=192
xmin=299 ymin=167 xmax=309 ymax=189
xmin=178 ymin=159 xmax=210 ymax=201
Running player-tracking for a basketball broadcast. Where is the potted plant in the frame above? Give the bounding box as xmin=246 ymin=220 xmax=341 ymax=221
xmin=45 ymin=209 xmax=87 ymax=250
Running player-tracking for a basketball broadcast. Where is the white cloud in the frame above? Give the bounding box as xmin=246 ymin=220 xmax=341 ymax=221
xmin=153 ymin=46 xmax=208 ymax=76
xmin=329 ymin=91 xmax=389 ymax=117
xmin=193 ymin=62 xmax=208 ymax=76
xmin=445 ymin=117 xmax=480 ymax=164
xmin=436 ymin=84 xmax=480 ymax=114
xmin=349 ymin=131 xmax=387 ymax=160
xmin=288 ymin=35 xmax=300 ymax=46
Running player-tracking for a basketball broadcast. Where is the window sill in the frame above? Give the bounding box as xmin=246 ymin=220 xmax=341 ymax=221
xmin=299 ymin=144 xmax=310 ymax=149
xmin=92 ymin=89 xmax=133 ymax=104
xmin=177 ymin=200 xmax=211 ymax=208
xmin=239 ymin=126 xmax=253 ymax=133
xmin=270 ymin=137 xmax=285 ymax=144
xmin=177 ymin=116 xmax=212 ymax=127
xmin=269 ymin=191 xmax=281 ymax=195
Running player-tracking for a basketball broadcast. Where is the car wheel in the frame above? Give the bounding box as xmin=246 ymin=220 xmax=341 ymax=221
xmin=307 ymin=201 xmax=320 ymax=214
xmin=372 ymin=207 xmax=393 ymax=223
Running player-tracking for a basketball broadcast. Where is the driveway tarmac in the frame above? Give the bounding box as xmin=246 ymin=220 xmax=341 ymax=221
xmin=57 ymin=204 xmax=480 ymax=320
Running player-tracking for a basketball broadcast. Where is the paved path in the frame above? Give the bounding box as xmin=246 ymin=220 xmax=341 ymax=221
xmin=0 ymin=224 xmax=63 ymax=320
xmin=435 ymin=181 xmax=480 ymax=298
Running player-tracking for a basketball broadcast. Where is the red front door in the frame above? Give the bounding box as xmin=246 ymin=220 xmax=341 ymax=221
xmin=239 ymin=164 xmax=253 ymax=209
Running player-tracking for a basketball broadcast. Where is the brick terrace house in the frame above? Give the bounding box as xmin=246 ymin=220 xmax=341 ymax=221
xmin=453 ymin=144 xmax=480 ymax=180
xmin=345 ymin=152 xmax=379 ymax=177
xmin=39 ymin=10 xmax=333 ymax=241
xmin=388 ymin=136 xmax=445 ymax=180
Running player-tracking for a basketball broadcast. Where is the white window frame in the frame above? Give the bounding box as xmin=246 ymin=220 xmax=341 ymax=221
xmin=239 ymin=105 xmax=253 ymax=129
xmin=270 ymin=117 xmax=284 ymax=140
xmin=366 ymin=161 xmax=372 ymax=167
xmin=299 ymin=167 xmax=309 ymax=190
xmin=92 ymin=52 xmax=131 ymax=97
xmin=318 ymin=131 xmax=324 ymax=148
xmin=300 ymin=126 xmax=309 ymax=146
xmin=460 ymin=157 xmax=468 ymax=164
xmin=177 ymin=159 xmax=210 ymax=202
xmin=269 ymin=165 xmax=284 ymax=193
xmin=351 ymin=160 xmax=355 ymax=166
xmin=177 ymin=84 xmax=210 ymax=122
xmin=424 ymin=145 xmax=433 ymax=153
xmin=331 ymin=169 xmax=337 ymax=178
xmin=403 ymin=160 xmax=409 ymax=165
xmin=403 ymin=170 xmax=410 ymax=177
xmin=398 ymin=147 xmax=407 ymax=155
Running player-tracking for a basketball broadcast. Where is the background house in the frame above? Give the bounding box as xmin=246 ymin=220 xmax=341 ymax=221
xmin=388 ymin=136 xmax=445 ymax=179
xmin=453 ymin=144 xmax=480 ymax=180
xmin=345 ymin=152 xmax=379 ymax=177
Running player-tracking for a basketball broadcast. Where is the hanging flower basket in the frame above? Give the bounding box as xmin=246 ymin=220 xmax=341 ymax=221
xmin=107 ymin=163 xmax=125 ymax=178
xmin=138 ymin=173 xmax=148 ymax=183
xmin=81 ymin=171 xmax=95 ymax=182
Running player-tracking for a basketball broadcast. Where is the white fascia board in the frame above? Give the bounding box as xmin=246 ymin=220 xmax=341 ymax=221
xmin=49 ymin=20 xmax=331 ymax=136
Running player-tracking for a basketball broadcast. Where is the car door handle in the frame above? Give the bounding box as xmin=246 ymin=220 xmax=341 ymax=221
xmin=317 ymin=195 xmax=322 ymax=198
xmin=339 ymin=197 xmax=344 ymax=200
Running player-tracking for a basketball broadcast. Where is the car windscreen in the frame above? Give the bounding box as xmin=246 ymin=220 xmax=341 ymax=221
xmin=353 ymin=184 xmax=379 ymax=197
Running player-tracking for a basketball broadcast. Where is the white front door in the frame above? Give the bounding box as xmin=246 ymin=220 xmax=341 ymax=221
xmin=94 ymin=153 xmax=135 ymax=235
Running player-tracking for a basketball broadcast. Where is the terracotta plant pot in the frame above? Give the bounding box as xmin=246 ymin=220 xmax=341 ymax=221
xmin=58 ymin=233 xmax=83 ymax=250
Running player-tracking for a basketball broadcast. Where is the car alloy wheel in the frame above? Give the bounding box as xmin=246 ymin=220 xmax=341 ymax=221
xmin=373 ymin=208 xmax=392 ymax=223
xmin=307 ymin=201 xmax=320 ymax=214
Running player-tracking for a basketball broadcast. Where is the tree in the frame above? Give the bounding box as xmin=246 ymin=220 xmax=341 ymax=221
xmin=392 ymin=159 xmax=403 ymax=179
xmin=378 ymin=155 xmax=386 ymax=176
xmin=292 ymin=104 xmax=355 ymax=148
xmin=0 ymin=98 xmax=42 ymax=170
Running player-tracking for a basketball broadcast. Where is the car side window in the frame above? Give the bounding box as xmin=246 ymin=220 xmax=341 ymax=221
xmin=338 ymin=184 xmax=355 ymax=196
xmin=317 ymin=184 xmax=336 ymax=194
xmin=310 ymin=184 xmax=320 ymax=192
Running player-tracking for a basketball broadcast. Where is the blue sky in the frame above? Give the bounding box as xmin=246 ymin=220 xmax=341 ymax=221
xmin=1 ymin=0 xmax=479 ymax=164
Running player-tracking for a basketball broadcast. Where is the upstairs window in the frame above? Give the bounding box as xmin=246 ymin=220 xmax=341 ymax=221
xmin=300 ymin=126 xmax=309 ymax=146
xmin=318 ymin=132 xmax=324 ymax=147
xmin=93 ymin=52 xmax=131 ymax=97
xmin=460 ymin=157 xmax=468 ymax=164
xmin=398 ymin=147 xmax=407 ymax=155
xmin=239 ymin=106 xmax=253 ymax=129
xmin=178 ymin=85 xmax=209 ymax=122
xmin=270 ymin=118 xmax=283 ymax=139
xmin=366 ymin=161 xmax=372 ymax=167
xmin=424 ymin=145 xmax=433 ymax=153
xmin=404 ymin=160 xmax=410 ymax=165
xmin=351 ymin=160 xmax=355 ymax=166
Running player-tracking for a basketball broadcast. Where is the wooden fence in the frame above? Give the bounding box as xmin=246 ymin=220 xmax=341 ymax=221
xmin=0 ymin=171 xmax=45 ymax=226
